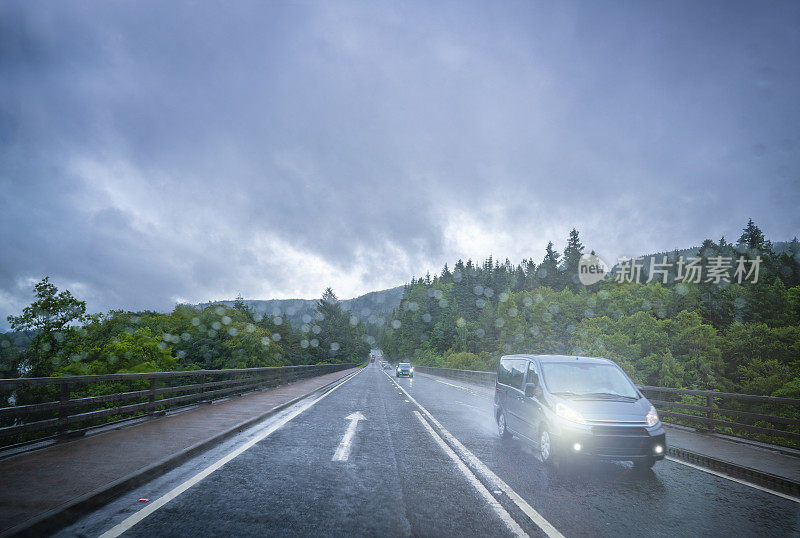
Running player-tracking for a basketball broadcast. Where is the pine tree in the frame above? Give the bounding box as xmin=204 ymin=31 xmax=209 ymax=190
xmin=562 ymin=228 xmax=585 ymax=289
xmin=738 ymin=218 xmax=767 ymax=251
xmin=539 ymin=241 xmax=562 ymax=289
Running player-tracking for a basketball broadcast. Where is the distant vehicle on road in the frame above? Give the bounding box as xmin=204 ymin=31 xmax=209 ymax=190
xmin=396 ymin=363 xmax=413 ymax=378
xmin=494 ymin=354 xmax=665 ymax=469
xmin=383 ymin=362 xmax=392 ymax=370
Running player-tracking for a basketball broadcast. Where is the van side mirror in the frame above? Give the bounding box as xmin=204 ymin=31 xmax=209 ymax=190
xmin=524 ymin=383 xmax=538 ymax=398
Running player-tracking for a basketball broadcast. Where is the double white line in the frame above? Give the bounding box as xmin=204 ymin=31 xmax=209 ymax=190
xmin=385 ymin=371 xmax=564 ymax=538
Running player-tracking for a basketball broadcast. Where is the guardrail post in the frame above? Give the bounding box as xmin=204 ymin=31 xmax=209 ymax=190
xmin=57 ymin=382 xmax=70 ymax=437
xmin=148 ymin=377 xmax=157 ymax=413
xmin=706 ymin=394 xmax=714 ymax=432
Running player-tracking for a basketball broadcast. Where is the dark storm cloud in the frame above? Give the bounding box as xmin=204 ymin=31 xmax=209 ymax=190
xmin=1 ymin=1 xmax=799 ymax=327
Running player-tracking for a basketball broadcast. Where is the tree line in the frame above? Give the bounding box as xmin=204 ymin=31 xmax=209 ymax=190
xmin=380 ymin=219 xmax=800 ymax=397
xmin=1 ymin=284 xmax=369 ymax=379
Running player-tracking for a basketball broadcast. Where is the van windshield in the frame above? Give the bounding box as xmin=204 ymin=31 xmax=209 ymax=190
xmin=540 ymin=362 xmax=639 ymax=399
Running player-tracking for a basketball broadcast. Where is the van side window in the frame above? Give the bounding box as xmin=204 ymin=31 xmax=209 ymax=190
xmin=497 ymin=359 xmax=512 ymax=386
xmin=509 ymin=360 xmax=526 ymax=390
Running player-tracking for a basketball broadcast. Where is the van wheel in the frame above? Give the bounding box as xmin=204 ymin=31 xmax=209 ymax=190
xmin=633 ymin=457 xmax=656 ymax=471
xmin=539 ymin=428 xmax=556 ymax=465
xmin=497 ymin=411 xmax=511 ymax=440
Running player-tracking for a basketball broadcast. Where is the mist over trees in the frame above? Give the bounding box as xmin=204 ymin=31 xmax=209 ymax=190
xmin=380 ymin=220 xmax=800 ymax=397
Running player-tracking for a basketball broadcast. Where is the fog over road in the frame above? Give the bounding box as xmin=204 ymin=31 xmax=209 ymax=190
xmin=60 ymin=364 xmax=799 ymax=537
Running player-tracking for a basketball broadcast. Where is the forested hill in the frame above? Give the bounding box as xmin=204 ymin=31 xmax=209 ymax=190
xmin=196 ymin=285 xmax=405 ymax=327
xmin=380 ymin=221 xmax=800 ymax=398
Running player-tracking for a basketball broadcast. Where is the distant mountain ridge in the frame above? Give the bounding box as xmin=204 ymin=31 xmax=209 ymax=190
xmin=193 ymin=239 xmax=797 ymax=326
xmin=196 ymin=285 xmax=405 ymax=327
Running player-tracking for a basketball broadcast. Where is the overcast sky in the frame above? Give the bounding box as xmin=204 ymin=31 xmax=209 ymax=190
xmin=1 ymin=1 xmax=798 ymax=328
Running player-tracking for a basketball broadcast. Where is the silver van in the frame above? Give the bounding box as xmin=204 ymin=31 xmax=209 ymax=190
xmin=493 ymin=354 xmax=666 ymax=469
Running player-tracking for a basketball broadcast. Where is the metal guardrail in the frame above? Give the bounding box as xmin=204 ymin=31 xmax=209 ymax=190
xmin=0 ymin=363 xmax=356 ymax=447
xmin=413 ymin=366 xmax=800 ymax=445
xmin=638 ymin=385 xmax=800 ymax=443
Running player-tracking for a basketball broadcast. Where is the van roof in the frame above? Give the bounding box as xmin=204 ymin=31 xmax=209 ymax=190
xmin=500 ymin=354 xmax=613 ymax=365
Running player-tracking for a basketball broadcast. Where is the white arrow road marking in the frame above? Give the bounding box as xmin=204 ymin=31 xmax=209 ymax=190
xmin=332 ymin=411 xmax=366 ymax=461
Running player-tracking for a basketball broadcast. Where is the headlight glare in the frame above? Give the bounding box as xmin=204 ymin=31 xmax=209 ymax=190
xmin=556 ymin=402 xmax=586 ymax=424
xmin=646 ymin=405 xmax=659 ymax=427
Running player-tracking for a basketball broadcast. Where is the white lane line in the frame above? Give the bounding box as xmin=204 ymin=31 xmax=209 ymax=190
xmin=332 ymin=412 xmax=366 ymax=462
xmin=384 ymin=371 xmax=564 ymax=538
xmin=666 ymin=456 xmax=800 ymax=503
xmin=413 ymin=411 xmax=528 ymax=538
xmin=455 ymin=400 xmax=492 ymax=416
xmin=98 ymin=369 xmax=363 ymax=538
xmin=425 ymin=376 xmax=493 ymax=399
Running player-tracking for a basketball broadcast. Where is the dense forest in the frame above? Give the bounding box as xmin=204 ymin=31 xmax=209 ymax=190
xmin=0 ymin=285 xmax=370 ymax=379
xmin=381 ymin=220 xmax=800 ymax=397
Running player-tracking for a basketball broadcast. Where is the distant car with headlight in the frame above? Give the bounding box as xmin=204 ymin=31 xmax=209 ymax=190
xmin=396 ymin=362 xmax=413 ymax=378
xmin=493 ymin=354 xmax=665 ymax=469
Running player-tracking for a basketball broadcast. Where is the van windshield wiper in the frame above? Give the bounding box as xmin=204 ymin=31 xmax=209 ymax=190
xmin=550 ymin=391 xmax=581 ymax=398
xmin=578 ymin=392 xmax=639 ymax=400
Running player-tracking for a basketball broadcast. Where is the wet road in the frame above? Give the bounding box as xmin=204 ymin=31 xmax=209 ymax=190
xmin=59 ymin=364 xmax=799 ymax=537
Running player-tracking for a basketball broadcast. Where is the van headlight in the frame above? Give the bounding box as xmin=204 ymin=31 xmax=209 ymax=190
xmin=646 ymin=405 xmax=659 ymax=427
xmin=556 ymin=402 xmax=586 ymax=424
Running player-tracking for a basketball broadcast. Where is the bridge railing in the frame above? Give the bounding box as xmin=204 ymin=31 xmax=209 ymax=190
xmin=0 ymin=363 xmax=356 ymax=448
xmin=413 ymin=365 xmax=800 ymax=447
xmin=637 ymin=386 xmax=800 ymax=445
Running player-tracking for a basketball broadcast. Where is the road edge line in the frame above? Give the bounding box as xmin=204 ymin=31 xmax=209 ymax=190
xmin=666 ymin=454 xmax=800 ymax=503
xmin=2 ymin=368 xmax=362 ymax=538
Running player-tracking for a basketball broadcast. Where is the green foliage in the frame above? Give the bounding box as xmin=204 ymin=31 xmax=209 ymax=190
xmin=4 ymin=283 xmax=370 ymax=380
xmin=382 ymin=221 xmax=800 ymax=397
xmin=7 ymin=277 xmax=87 ymax=376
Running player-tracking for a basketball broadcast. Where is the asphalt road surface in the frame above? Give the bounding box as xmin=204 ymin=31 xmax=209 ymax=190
xmin=59 ymin=363 xmax=799 ymax=537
